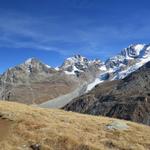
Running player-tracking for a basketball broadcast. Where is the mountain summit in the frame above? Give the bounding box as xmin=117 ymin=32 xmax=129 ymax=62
xmin=60 ymin=54 xmax=103 ymax=75
xmin=86 ymin=44 xmax=150 ymax=91
xmin=24 ymin=57 xmax=51 ymax=69
xmin=106 ymin=44 xmax=150 ymax=70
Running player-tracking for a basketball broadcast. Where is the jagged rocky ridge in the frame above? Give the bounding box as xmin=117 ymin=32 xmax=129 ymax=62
xmin=64 ymin=61 xmax=150 ymax=125
xmin=105 ymin=44 xmax=150 ymax=79
xmin=0 ymin=55 xmax=102 ymax=104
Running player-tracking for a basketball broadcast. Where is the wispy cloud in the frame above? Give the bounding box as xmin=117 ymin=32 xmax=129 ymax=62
xmin=0 ymin=8 xmax=150 ymax=58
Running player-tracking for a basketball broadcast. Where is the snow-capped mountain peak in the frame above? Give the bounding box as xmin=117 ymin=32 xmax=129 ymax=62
xmin=121 ymin=44 xmax=146 ymax=59
xmin=24 ymin=58 xmax=51 ymax=69
xmin=87 ymin=43 xmax=150 ymax=91
xmin=25 ymin=58 xmax=32 ymax=64
xmin=60 ymin=55 xmax=104 ymax=75
xmin=24 ymin=57 xmax=44 ymax=65
xmin=65 ymin=55 xmax=88 ymax=65
xmin=106 ymin=44 xmax=150 ymax=78
xmin=105 ymin=44 xmax=150 ymax=70
xmin=25 ymin=57 xmax=41 ymax=65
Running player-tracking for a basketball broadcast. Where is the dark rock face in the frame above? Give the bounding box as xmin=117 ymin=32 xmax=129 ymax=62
xmin=64 ymin=61 xmax=150 ymax=125
xmin=30 ymin=144 xmax=41 ymax=150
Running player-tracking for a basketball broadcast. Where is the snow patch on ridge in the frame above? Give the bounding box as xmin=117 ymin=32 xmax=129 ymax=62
xmin=55 ymin=67 xmax=59 ymax=71
xmin=113 ymin=57 xmax=150 ymax=80
xmin=64 ymin=66 xmax=83 ymax=75
xmin=99 ymin=65 xmax=107 ymax=71
xmin=25 ymin=58 xmax=34 ymax=65
xmin=24 ymin=58 xmax=52 ymax=69
xmin=45 ymin=64 xmax=51 ymax=68
xmin=134 ymin=44 xmax=145 ymax=51
xmin=86 ymin=78 xmax=103 ymax=92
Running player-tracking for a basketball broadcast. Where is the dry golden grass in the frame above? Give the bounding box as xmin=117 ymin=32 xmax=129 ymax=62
xmin=0 ymin=101 xmax=149 ymax=150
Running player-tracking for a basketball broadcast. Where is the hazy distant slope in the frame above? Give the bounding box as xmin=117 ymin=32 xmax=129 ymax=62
xmin=0 ymin=101 xmax=150 ymax=150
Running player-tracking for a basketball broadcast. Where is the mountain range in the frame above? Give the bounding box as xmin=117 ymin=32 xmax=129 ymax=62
xmin=0 ymin=44 xmax=150 ymax=129
xmin=1 ymin=44 xmax=150 ymax=105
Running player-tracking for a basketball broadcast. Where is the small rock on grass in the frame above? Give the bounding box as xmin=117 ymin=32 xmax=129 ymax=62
xmin=106 ymin=120 xmax=129 ymax=130
xmin=30 ymin=144 xmax=41 ymax=150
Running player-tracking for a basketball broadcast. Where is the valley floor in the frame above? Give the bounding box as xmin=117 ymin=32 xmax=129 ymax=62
xmin=0 ymin=101 xmax=149 ymax=150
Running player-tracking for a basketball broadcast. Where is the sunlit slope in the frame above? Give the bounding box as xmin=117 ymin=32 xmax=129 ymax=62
xmin=0 ymin=101 xmax=149 ymax=150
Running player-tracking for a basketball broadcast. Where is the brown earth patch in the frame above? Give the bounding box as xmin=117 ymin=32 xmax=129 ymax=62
xmin=0 ymin=117 xmax=12 ymax=141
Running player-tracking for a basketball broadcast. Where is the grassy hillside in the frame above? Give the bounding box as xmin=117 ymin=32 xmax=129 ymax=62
xmin=0 ymin=101 xmax=149 ymax=150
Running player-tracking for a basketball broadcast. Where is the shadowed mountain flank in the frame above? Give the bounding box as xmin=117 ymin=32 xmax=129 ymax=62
xmin=64 ymin=61 xmax=150 ymax=125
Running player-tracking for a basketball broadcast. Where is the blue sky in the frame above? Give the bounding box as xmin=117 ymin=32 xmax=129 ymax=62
xmin=0 ymin=0 xmax=150 ymax=73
